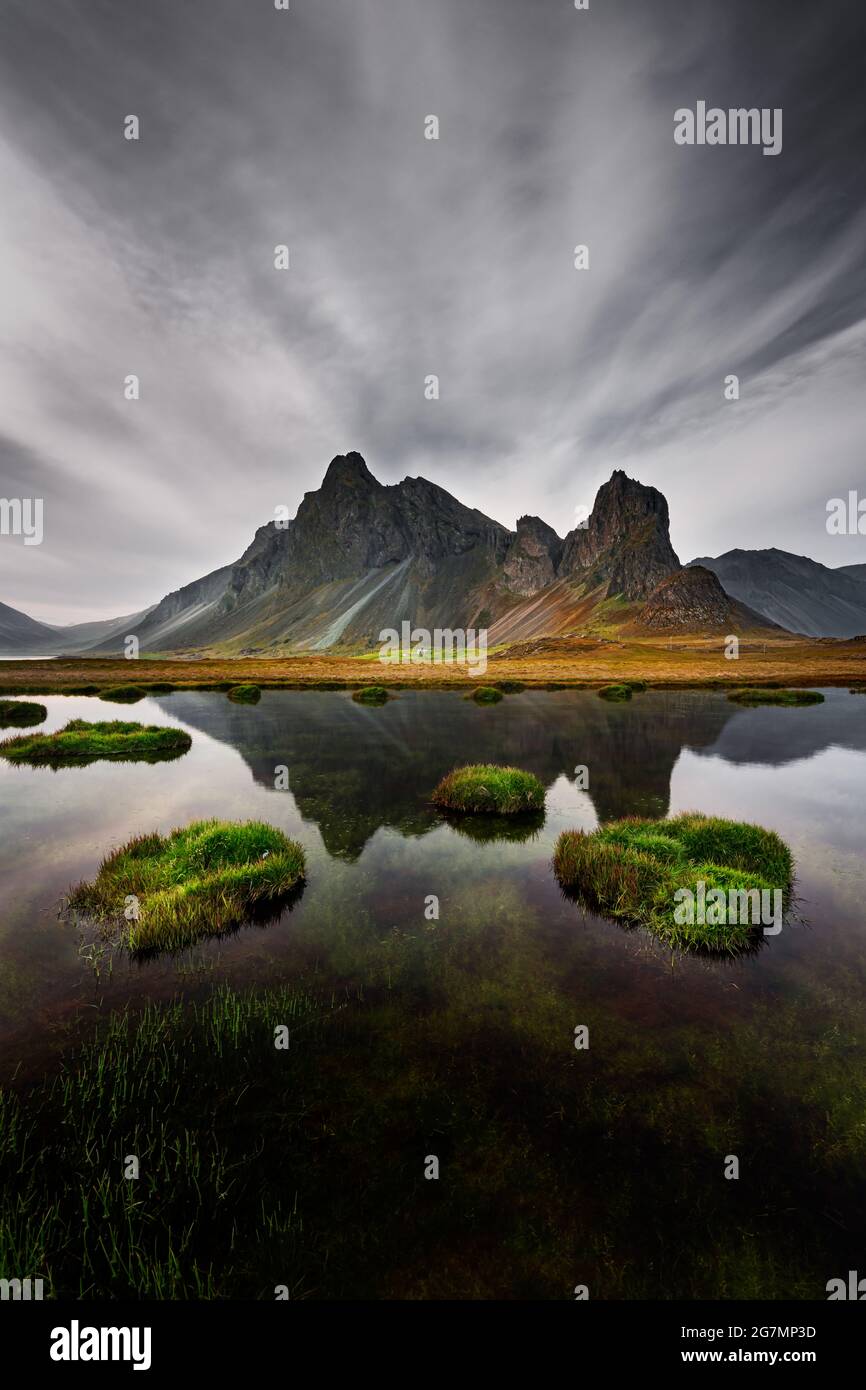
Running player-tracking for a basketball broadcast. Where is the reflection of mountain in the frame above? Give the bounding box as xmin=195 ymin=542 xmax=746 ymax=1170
xmin=693 ymin=688 xmax=866 ymax=767
xmin=156 ymin=690 xmax=739 ymax=857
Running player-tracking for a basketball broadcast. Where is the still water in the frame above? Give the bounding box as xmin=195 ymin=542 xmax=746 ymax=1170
xmin=1 ymin=688 xmax=864 ymax=1295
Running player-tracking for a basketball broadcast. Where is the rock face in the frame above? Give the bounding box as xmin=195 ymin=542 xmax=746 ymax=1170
xmin=68 ymin=453 xmax=782 ymax=655
xmin=559 ymin=470 xmax=681 ymax=600
xmin=503 ymin=516 xmax=563 ymax=595
xmin=637 ymin=565 xmax=775 ymax=633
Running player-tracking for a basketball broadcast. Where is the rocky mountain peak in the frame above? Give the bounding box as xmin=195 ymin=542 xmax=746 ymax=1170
xmin=558 ymin=469 xmax=681 ymax=600
xmin=321 ymin=451 xmax=381 ymax=492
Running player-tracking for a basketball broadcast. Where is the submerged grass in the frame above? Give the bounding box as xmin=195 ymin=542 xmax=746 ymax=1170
xmin=227 ymin=683 xmax=261 ymax=704
xmin=0 ymin=719 xmax=191 ymax=768
xmin=553 ymin=812 xmax=794 ymax=952
xmin=432 ymin=763 xmax=545 ymax=815
xmin=727 ymin=687 xmax=824 ymax=706
xmin=0 ymin=985 xmax=323 ymax=1298
xmin=67 ymin=818 xmax=306 ymax=952
xmin=0 ymin=699 xmax=47 ymax=728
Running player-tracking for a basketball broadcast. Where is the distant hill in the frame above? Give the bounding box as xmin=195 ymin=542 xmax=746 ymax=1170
xmin=0 ymin=601 xmax=154 ymax=657
xmin=688 ymin=549 xmax=866 ymax=638
xmin=0 ymin=600 xmax=59 ymax=654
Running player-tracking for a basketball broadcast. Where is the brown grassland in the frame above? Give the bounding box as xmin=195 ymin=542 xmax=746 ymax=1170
xmin=1 ymin=634 xmax=865 ymax=693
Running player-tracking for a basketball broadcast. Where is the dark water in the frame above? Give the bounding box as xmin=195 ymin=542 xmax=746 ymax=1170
xmin=1 ymin=688 xmax=865 ymax=1295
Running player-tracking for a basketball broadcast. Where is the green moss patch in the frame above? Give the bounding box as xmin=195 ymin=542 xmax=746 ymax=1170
xmin=727 ymin=688 xmax=824 ymax=706
xmin=0 ymin=699 xmax=47 ymax=728
xmin=352 ymin=685 xmax=390 ymax=705
xmin=68 ymin=818 xmax=306 ymax=953
xmin=227 ymin=684 xmax=262 ymax=704
xmin=432 ymin=764 xmax=545 ymax=815
xmin=553 ymin=812 xmax=793 ymax=953
xmin=0 ymin=720 xmax=191 ymax=768
xmin=98 ymin=685 xmax=146 ymax=704
xmin=598 ymin=683 xmax=632 ymax=701
xmin=467 ymin=686 xmax=503 ymax=704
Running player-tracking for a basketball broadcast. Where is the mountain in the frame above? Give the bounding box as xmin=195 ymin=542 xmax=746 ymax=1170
xmin=0 ymin=600 xmax=154 ymax=657
xmin=0 ymin=600 xmax=59 ymax=654
xmin=633 ymin=565 xmax=779 ymax=634
xmin=688 ymin=549 xmax=866 ymax=638
xmin=82 ymin=456 xmax=704 ymax=655
xmin=3 ymin=455 xmax=790 ymax=656
xmin=838 ymin=563 xmax=866 ymax=585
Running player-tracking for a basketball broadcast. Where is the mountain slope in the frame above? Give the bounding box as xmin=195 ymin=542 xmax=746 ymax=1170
xmin=0 ymin=600 xmax=59 ymax=654
xmin=689 ymin=549 xmax=866 ymax=638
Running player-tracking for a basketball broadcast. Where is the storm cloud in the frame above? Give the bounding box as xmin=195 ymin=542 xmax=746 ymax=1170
xmin=1 ymin=0 xmax=864 ymax=622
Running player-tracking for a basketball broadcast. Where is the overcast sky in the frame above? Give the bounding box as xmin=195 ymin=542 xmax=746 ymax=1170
xmin=1 ymin=0 xmax=865 ymax=623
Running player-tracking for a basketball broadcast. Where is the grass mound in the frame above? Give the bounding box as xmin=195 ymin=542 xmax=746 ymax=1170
xmin=68 ymin=818 xmax=306 ymax=953
xmin=624 ymin=680 xmax=647 ymax=692
xmin=432 ymin=764 xmax=545 ymax=815
xmin=598 ymin=683 xmax=632 ymax=701
xmin=352 ymin=685 xmax=390 ymax=705
xmin=553 ymin=812 xmax=793 ymax=953
xmin=98 ymin=685 xmax=146 ymax=704
xmin=0 ymin=720 xmax=191 ymax=768
xmin=0 ymin=699 xmax=47 ymax=728
xmin=727 ymin=688 xmax=824 ymax=706
xmin=467 ymin=686 xmax=503 ymax=704
xmin=227 ymin=684 xmax=261 ymax=704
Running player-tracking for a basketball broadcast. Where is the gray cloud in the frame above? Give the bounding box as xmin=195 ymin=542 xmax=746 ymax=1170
xmin=0 ymin=0 xmax=864 ymax=622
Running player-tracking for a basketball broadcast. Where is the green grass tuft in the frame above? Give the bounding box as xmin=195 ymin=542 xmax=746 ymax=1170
xmin=727 ymin=687 xmax=824 ymax=706
xmin=351 ymin=685 xmax=390 ymax=704
xmin=0 ymin=720 xmax=191 ymax=768
xmin=598 ymin=683 xmax=632 ymax=701
xmin=467 ymin=686 xmax=504 ymax=704
xmin=67 ymin=818 xmax=306 ymax=953
xmin=227 ymin=684 xmax=261 ymax=704
xmin=432 ymin=763 xmax=545 ymax=815
xmin=553 ymin=812 xmax=793 ymax=953
xmin=98 ymin=685 xmax=146 ymax=703
xmin=0 ymin=699 xmax=47 ymax=728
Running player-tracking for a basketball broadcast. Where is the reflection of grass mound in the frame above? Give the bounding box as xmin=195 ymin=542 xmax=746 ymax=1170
xmin=433 ymin=764 xmax=545 ymax=815
xmin=728 ymin=687 xmax=824 ymax=706
xmin=98 ymin=685 xmax=146 ymax=704
xmin=442 ymin=808 xmax=545 ymax=844
xmin=227 ymin=684 xmax=261 ymax=704
xmin=0 ymin=699 xmax=47 ymax=728
xmin=68 ymin=818 xmax=306 ymax=953
xmin=598 ymin=684 xmax=631 ymax=701
xmin=554 ymin=812 xmax=793 ymax=953
xmin=0 ymin=720 xmax=191 ymax=768
xmin=352 ymin=685 xmax=390 ymax=705
xmin=467 ymin=686 xmax=503 ymax=704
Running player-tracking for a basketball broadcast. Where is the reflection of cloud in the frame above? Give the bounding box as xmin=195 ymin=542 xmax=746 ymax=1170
xmin=1 ymin=0 xmax=864 ymax=622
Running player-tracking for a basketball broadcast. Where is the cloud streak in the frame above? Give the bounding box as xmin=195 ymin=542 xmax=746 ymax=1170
xmin=0 ymin=0 xmax=864 ymax=622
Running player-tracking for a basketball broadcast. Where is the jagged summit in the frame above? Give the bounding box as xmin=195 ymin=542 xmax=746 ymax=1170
xmin=2 ymin=451 xmax=794 ymax=656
